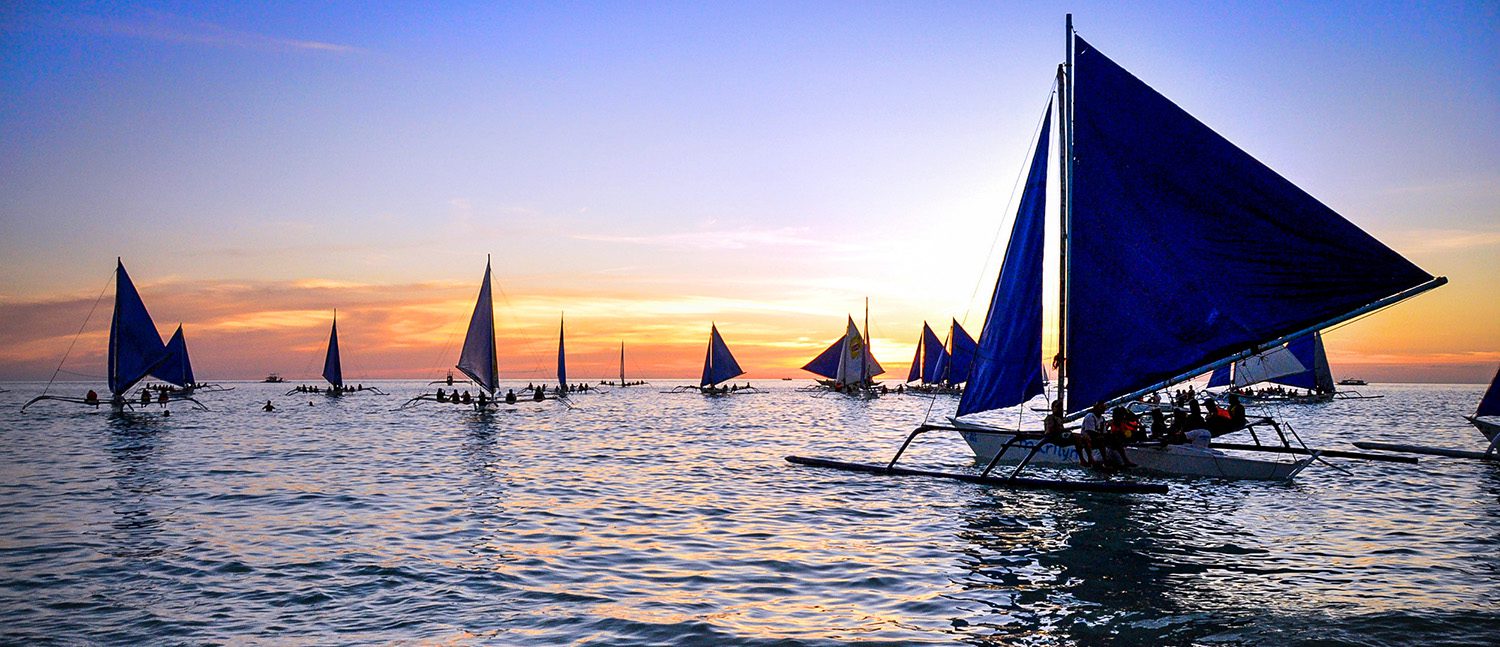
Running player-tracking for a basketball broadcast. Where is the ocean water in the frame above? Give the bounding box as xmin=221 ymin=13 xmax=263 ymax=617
xmin=0 ymin=380 xmax=1496 ymax=645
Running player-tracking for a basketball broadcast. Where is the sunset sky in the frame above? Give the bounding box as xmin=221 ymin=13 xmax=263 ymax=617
xmin=2 ymin=2 xmax=1496 ymax=383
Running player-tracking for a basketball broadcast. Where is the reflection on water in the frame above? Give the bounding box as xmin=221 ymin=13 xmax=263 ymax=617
xmin=0 ymin=381 xmax=1496 ymax=643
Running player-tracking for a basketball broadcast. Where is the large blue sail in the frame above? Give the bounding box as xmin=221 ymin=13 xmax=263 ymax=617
xmin=1268 ymin=332 xmax=1334 ymax=392
xmin=108 ymin=259 xmax=169 ymax=396
xmin=1066 ymin=37 xmax=1436 ymax=413
xmin=557 ymin=317 xmax=567 ymax=391
xmin=1475 ymin=365 xmax=1500 ymax=418
xmin=156 ymin=325 xmax=195 ymax=387
xmin=457 ymin=260 xmax=499 ymax=395
xmin=802 ymin=337 xmax=843 ymax=380
xmin=700 ymin=324 xmax=745 ymax=387
xmin=957 ymin=104 xmax=1049 ymax=417
xmin=322 ymin=314 xmax=343 ymax=388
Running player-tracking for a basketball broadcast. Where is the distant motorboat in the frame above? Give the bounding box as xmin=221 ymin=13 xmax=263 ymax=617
xmin=1338 ymin=378 xmax=1368 ymax=386
xmin=263 ymin=373 xmax=286 ymax=383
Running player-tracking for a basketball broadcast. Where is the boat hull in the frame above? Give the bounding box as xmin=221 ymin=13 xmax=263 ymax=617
xmin=956 ymin=425 xmax=1312 ymax=482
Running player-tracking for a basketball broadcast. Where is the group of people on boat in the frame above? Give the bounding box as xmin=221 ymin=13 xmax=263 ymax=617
xmin=700 ymin=383 xmax=753 ymax=394
xmin=292 ymin=384 xmax=370 ymax=395
xmin=1045 ymin=394 xmax=1249 ymax=469
xmin=600 ymin=380 xmax=647 ymax=387
xmin=1231 ymin=384 xmax=1330 ymax=400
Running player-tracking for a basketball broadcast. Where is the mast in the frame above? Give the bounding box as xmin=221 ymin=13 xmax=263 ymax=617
xmin=862 ymin=297 xmax=870 ymax=388
xmin=620 ymin=341 xmax=626 ymax=385
xmin=1056 ymin=14 xmax=1074 ymax=413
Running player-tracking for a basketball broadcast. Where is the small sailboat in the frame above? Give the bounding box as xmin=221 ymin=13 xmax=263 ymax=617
xmin=24 ymin=259 xmax=205 ymax=412
xmin=800 ymin=306 xmax=884 ymax=395
xmin=402 ymin=258 xmax=510 ymax=409
xmin=145 ymin=325 xmax=232 ymax=394
xmin=670 ymin=324 xmax=752 ymax=394
xmin=791 ymin=15 xmax=1442 ymax=488
xmin=600 ymin=342 xmax=646 ymax=387
xmin=549 ymin=314 xmax=590 ymax=399
xmin=906 ymin=319 xmax=974 ymax=395
xmin=290 ymin=311 xmax=383 ymax=396
xmin=903 ymin=322 xmax=947 ymax=388
xmin=1355 ymin=365 xmax=1500 ymax=461
xmin=1215 ymin=332 xmax=1377 ymax=403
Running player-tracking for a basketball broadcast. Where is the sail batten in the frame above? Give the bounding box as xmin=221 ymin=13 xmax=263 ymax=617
xmin=1065 ymin=36 xmax=1436 ymax=412
xmin=108 ymin=260 xmax=169 ymax=396
xmin=457 ymin=260 xmax=500 ymax=395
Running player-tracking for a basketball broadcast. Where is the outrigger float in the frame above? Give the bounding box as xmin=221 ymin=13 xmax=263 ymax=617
xmin=1352 ymin=365 xmax=1500 ymax=462
xmin=23 ymin=259 xmax=207 ymax=413
xmin=789 ymin=15 xmax=1443 ymax=493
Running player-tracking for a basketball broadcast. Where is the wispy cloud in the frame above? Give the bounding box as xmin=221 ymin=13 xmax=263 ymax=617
xmin=1397 ymin=228 xmax=1500 ymax=253
xmin=66 ymin=8 xmax=364 ymax=55
xmin=574 ymin=226 xmax=848 ymax=251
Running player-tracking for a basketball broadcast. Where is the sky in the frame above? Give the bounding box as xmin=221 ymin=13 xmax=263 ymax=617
xmin=1 ymin=1 xmax=1497 ymax=384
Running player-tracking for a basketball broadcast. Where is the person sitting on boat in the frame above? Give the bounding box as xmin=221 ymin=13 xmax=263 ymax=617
xmin=1043 ymin=400 xmax=1068 ymax=446
xmin=532 ymin=387 xmax=545 ymax=401
xmin=140 ymin=389 xmax=152 ymax=405
xmin=85 ymin=390 xmax=98 ymax=406
xmin=476 ymin=392 xmax=488 ymax=407
xmin=1104 ymin=407 xmax=1138 ymax=467
xmin=157 ymin=391 xmax=169 ymax=406
xmin=1181 ymin=399 xmax=1206 ymax=433
xmin=505 ymin=389 xmax=517 ymax=404
xmin=461 ymin=391 xmax=472 ymax=404
xmin=446 ymin=374 xmax=455 ymax=386
xmin=1204 ymin=398 xmax=1234 ymax=434
xmin=1079 ymin=402 xmax=1108 ymax=467
xmin=1148 ymin=408 xmax=1169 ymax=441
xmin=1227 ymin=394 xmax=1247 ymax=428
xmin=436 ymin=388 xmax=447 ymax=402
xmin=263 ymin=400 xmax=275 ymax=412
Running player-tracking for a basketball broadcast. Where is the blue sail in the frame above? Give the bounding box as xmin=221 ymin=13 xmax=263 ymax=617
xmin=557 ymin=317 xmax=567 ymax=390
xmin=906 ymin=334 xmax=921 ymax=383
xmin=957 ymin=104 xmax=1049 ymax=417
xmin=1478 ymin=365 xmax=1500 ymax=418
xmin=457 ymin=259 xmax=499 ymax=395
xmin=1268 ymin=332 xmax=1334 ymax=392
xmin=802 ymin=336 xmax=843 ymax=380
xmin=920 ymin=324 xmax=944 ymax=383
xmin=1066 ymin=37 xmax=1436 ymax=413
xmin=156 ymin=325 xmax=195 ymax=387
xmin=1206 ymin=364 xmax=1231 ymax=389
xmin=930 ymin=342 xmax=953 ymax=385
xmin=108 ymin=259 xmax=169 ymax=396
xmin=322 ymin=314 xmax=343 ymax=388
xmin=947 ymin=320 xmax=978 ymax=384
xmin=700 ymin=324 xmax=745 ymax=386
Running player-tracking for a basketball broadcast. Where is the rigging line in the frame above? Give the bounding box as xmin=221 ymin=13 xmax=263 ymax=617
xmin=959 ymin=82 xmax=1059 ymax=332
xmin=920 ymin=328 xmax=956 ymax=424
xmin=42 ymin=270 xmax=113 ymax=397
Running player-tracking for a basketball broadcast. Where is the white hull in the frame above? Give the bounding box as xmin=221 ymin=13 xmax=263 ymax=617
xmin=954 ymin=423 xmax=1314 ymax=482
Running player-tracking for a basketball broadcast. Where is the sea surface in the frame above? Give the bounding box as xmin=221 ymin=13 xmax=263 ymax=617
xmin=0 ymin=380 xmax=1496 ymax=645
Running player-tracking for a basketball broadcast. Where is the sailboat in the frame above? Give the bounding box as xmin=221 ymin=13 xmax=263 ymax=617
xmin=601 ymin=342 xmax=646 ymax=387
xmin=402 ymin=258 xmax=515 ymax=409
xmin=904 ymin=322 xmax=946 ymax=388
xmin=670 ymin=324 xmax=752 ymax=394
xmin=800 ymin=311 xmax=885 ymax=395
xmin=1214 ymin=331 xmax=1377 ymax=403
xmin=550 ymin=314 xmax=590 ymax=399
xmin=909 ymin=319 xmax=975 ymax=395
xmin=790 ymin=15 xmax=1442 ymax=488
xmin=1354 ymin=366 xmax=1500 ymax=461
xmin=23 ymin=259 xmax=205 ymax=412
xmin=145 ymin=325 xmax=232 ymax=394
xmin=289 ymin=311 xmax=383 ymax=396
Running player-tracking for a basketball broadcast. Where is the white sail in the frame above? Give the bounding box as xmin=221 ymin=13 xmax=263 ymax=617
xmin=833 ymin=317 xmax=882 ymax=384
xmin=456 ymin=259 xmax=499 ymax=395
xmin=1232 ymin=344 xmax=1307 ymax=388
